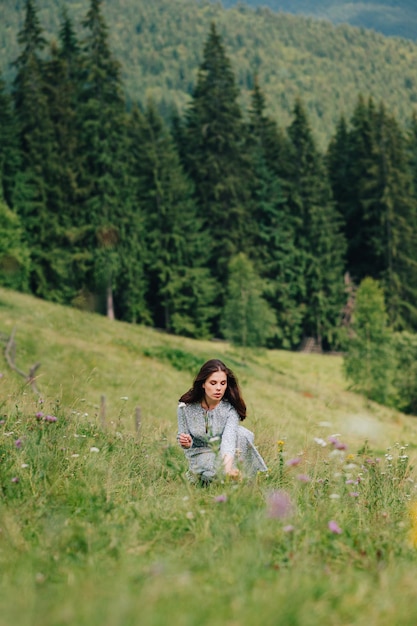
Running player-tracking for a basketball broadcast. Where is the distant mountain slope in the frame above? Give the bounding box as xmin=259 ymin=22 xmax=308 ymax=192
xmin=221 ymin=1 xmax=417 ymax=40
xmin=2 ymin=0 xmax=417 ymax=146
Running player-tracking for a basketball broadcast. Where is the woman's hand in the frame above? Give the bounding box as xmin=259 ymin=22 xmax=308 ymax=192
xmin=179 ymin=433 xmax=192 ymax=449
xmin=226 ymin=468 xmax=241 ymax=481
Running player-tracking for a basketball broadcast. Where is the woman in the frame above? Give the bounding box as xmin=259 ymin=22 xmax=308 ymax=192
xmin=177 ymin=359 xmax=267 ymax=484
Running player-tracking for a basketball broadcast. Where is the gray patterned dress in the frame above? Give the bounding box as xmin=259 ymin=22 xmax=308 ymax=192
xmin=177 ymin=399 xmax=268 ymax=482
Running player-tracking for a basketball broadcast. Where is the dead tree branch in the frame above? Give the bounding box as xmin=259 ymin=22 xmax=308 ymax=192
xmin=3 ymin=327 xmax=41 ymax=394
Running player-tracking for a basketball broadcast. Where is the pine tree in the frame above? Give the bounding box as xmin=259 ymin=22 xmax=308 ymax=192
xmin=287 ymin=99 xmax=346 ymax=349
xmin=0 ymin=76 xmax=21 ymax=208
xmin=77 ymin=0 xmax=129 ymax=317
xmin=221 ymin=253 xmax=276 ymax=348
xmin=183 ymin=23 xmax=251 ymax=285
xmin=12 ymin=0 xmax=60 ymax=298
xmin=330 ymin=97 xmax=417 ymax=330
xmin=0 ymin=199 xmax=30 ymax=291
xmin=245 ymin=81 xmax=305 ymax=348
xmin=129 ymin=103 xmax=216 ymax=337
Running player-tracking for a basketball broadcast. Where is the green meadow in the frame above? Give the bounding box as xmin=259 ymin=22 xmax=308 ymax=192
xmin=1 ymin=287 xmax=417 ymax=626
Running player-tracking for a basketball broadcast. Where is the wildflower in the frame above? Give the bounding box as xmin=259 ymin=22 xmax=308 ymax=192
xmin=11 ymin=477 xmax=19 ymax=484
xmin=329 ymin=493 xmax=341 ymax=499
xmin=283 ymin=525 xmax=295 ymax=533
xmin=328 ymin=520 xmax=342 ymax=534
xmin=328 ymin=435 xmax=347 ymax=450
xmin=345 ymin=479 xmax=355 ymax=484
xmin=44 ymin=415 xmax=57 ymax=423
xmin=346 ymin=454 xmax=355 ymax=461
xmin=90 ymin=447 xmax=100 ymax=453
xmin=35 ymin=412 xmax=44 ymax=420
xmin=349 ymin=492 xmax=360 ymax=497
xmin=186 ymin=511 xmax=194 ymax=519
xmin=15 ymin=439 xmax=22 ymax=449
xmin=214 ymin=494 xmax=227 ymax=503
xmin=314 ymin=437 xmax=327 ymax=447
xmin=266 ymin=490 xmax=293 ymax=519
xmin=0 ymin=420 xmax=5 ymax=426
xmin=21 ymin=463 xmax=29 ymax=468
xmin=286 ymin=457 xmax=301 ymax=467
xmin=71 ymin=454 xmax=80 ymax=458
xmin=120 ymin=396 xmax=128 ymax=400
xmin=296 ymin=474 xmax=310 ymax=482
xmin=277 ymin=440 xmax=285 ymax=448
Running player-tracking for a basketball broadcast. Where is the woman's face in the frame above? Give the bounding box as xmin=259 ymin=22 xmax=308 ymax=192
xmin=202 ymin=369 xmax=227 ymax=405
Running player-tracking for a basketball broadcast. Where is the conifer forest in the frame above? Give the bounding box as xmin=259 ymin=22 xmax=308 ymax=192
xmin=2 ymin=0 xmax=417 ymax=351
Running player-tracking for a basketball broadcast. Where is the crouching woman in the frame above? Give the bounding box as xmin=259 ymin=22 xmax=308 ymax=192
xmin=177 ymin=359 xmax=267 ymax=485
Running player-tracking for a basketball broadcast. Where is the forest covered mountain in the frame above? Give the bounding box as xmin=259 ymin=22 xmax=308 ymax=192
xmin=221 ymin=0 xmax=417 ymax=40
xmin=2 ymin=0 xmax=417 ymax=146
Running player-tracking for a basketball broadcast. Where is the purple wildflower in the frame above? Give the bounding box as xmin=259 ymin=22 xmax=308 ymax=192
xmin=44 ymin=415 xmax=57 ymax=423
xmin=296 ymin=474 xmax=310 ymax=482
xmin=349 ymin=492 xmax=360 ymax=497
xmin=345 ymin=479 xmax=355 ymax=484
xmin=0 ymin=420 xmax=5 ymax=426
xmin=328 ymin=520 xmax=342 ymax=534
xmin=15 ymin=439 xmax=22 ymax=449
xmin=328 ymin=436 xmax=347 ymax=451
xmin=214 ymin=494 xmax=227 ymax=503
xmin=266 ymin=490 xmax=293 ymax=519
xmin=11 ymin=477 xmax=19 ymax=484
xmin=35 ymin=412 xmax=44 ymax=421
xmin=286 ymin=457 xmax=301 ymax=467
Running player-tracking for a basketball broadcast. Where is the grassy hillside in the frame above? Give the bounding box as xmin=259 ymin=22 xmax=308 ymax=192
xmin=0 ymin=286 xmax=415 ymax=452
xmin=2 ymin=0 xmax=417 ymax=146
xmin=2 ymin=287 xmax=417 ymax=625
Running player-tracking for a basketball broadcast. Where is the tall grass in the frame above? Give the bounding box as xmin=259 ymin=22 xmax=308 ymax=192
xmin=1 ymin=288 xmax=417 ymax=625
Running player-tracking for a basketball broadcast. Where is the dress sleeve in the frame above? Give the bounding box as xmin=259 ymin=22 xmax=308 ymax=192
xmin=177 ymin=402 xmax=189 ymax=441
xmin=220 ymin=406 xmax=239 ymax=458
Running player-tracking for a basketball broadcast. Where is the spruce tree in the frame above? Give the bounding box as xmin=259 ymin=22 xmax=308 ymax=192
xmin=0 ymin=76 xmax=21 ymax=208
xmin=287 ymin=99 xmax=346 ymax=349
xmin=77 ymin=0 xmax=129 ymax=317
xmin=245 ymin=81 xmax=305 ymax=348
xmin=129 ymin=103 xmax=216 ymax=337
xmin=330 ymin=97 xmax=417 ymax=330
xmin=0 ymin=200 xmax=30 ymax=292
xmin=221 ymin=253 xmax=276 ymax=348
xmin=183 ymin=23 xmax=251 ymax=285
xmin=12 ymin=0 xmax=60 ymax=298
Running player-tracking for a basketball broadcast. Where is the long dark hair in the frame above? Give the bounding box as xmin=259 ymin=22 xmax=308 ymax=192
xmin=179 ymin=359 xmax=246 ymax=420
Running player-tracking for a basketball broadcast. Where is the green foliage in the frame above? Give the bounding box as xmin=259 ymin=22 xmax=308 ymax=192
xmin=344 ymin=277 xmax=396 ymax=405
xmin=0 ymin=200 xmax=30 ymax=291
xmin=130 ymin=102 xmax=217 ymax=337
xmin=183 ymin=22 xmax=251 ymax=284
xmin=286 ymin=99 xmax=346 ymax=347
xmin=328 ymin=97 xmax=417 ymax=332
xmin=142 ymin=346 xmax=206 ymax=373
xmin=221 ymin=253 xmax=277 ymax=347
xmin=391 ymin=332 xmax=417 ymax=415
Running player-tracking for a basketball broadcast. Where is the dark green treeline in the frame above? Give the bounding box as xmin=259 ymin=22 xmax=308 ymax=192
xmin=1 ymin=0 xmax=417 ymax=350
